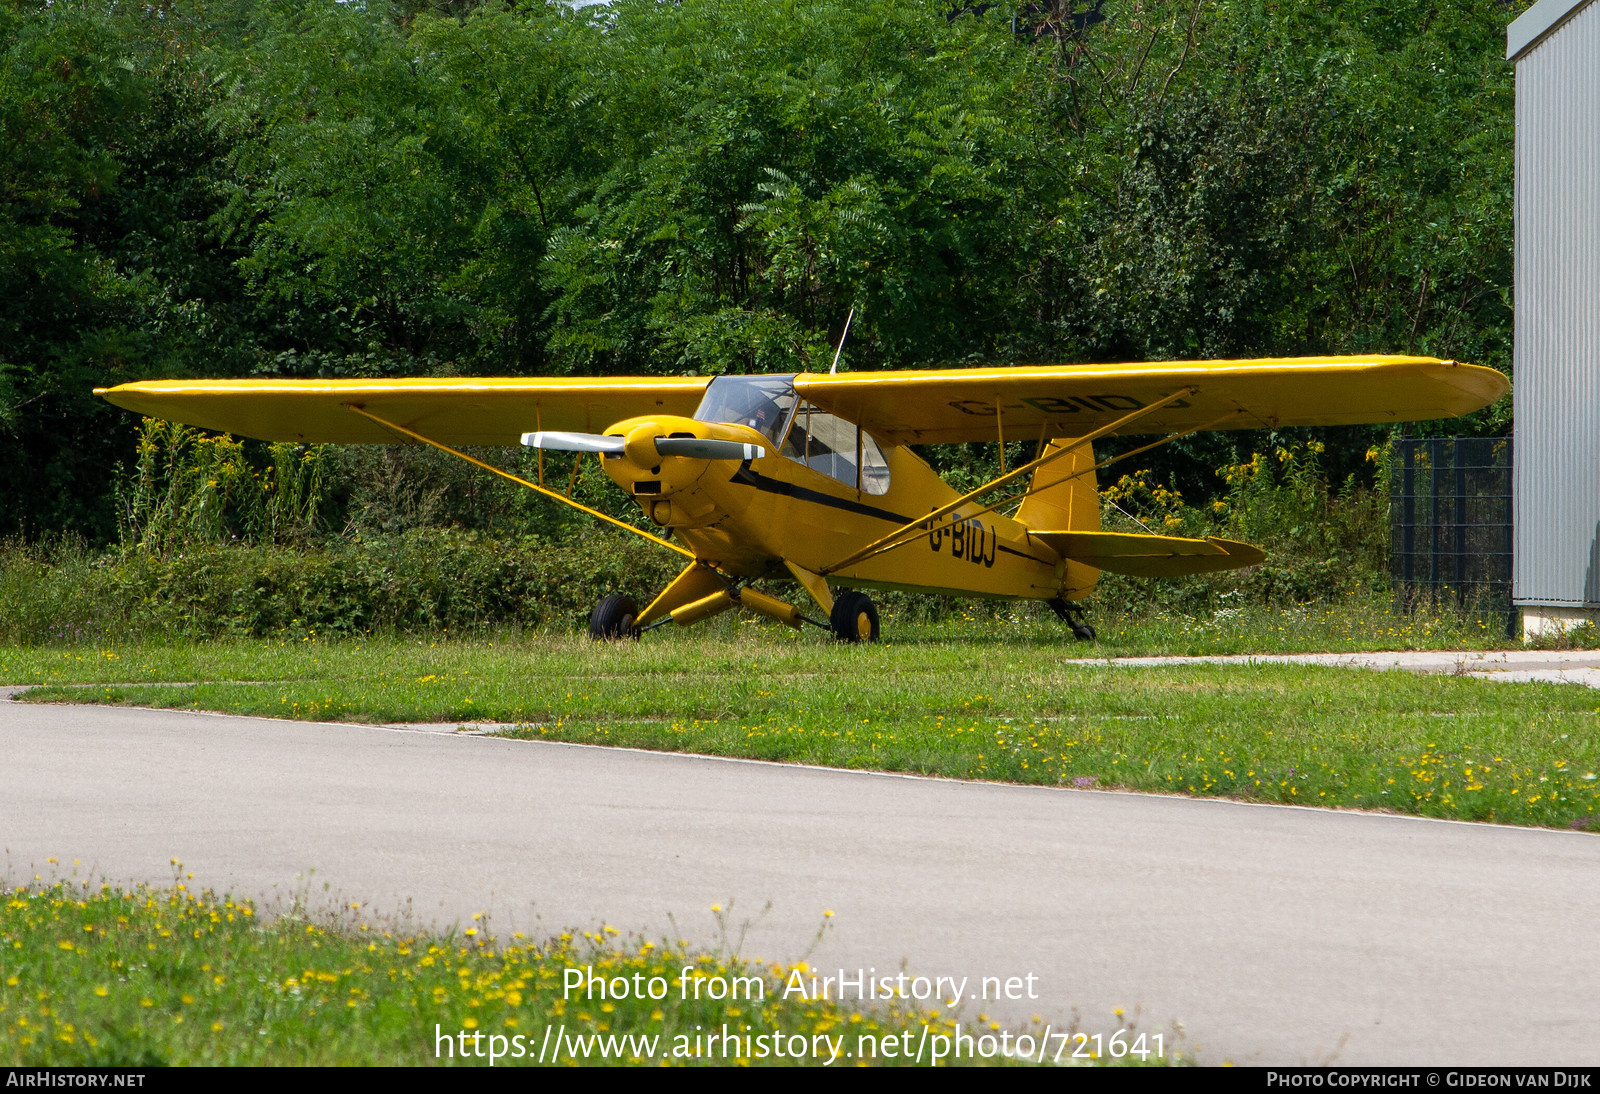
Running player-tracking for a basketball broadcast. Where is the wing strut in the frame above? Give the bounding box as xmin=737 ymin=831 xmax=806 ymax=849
xmin=1008 ymin=409 xmax=1246 ymax=537
xmin=823 ymin=406 xmax=1243 ymax=574
xmin=345 ymin=405 xmax=695 ymax=560
xmin=819 ymin=388 xmax=1198 ymax=575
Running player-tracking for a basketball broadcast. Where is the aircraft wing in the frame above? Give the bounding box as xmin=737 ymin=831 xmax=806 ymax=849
xmin=96 ymin=356 xmax=1506 ymax=446
xmin=1028 ymin=531 xmax=1266 ymax=577
xmin=794 ymin=356 xmax=1508 ymax=445
xmin=93 ymin=377 xmax=712 ymax=445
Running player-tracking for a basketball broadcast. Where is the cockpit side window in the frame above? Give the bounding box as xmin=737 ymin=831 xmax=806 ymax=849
xmin=781 ymin=401 xmax=892 ymax=495
xmin=692 ymin=375 xmax=797 ymax=446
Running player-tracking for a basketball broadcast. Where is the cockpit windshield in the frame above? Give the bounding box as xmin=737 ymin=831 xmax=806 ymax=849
xmin=692 ymin=375 xmax=797 ymax=446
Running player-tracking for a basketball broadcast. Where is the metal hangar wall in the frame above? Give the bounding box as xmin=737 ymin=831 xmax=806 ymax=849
xmin=1508 ymin=0 xmax=1600 ymax=636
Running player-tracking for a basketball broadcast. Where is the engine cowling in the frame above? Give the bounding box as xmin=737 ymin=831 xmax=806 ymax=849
xmin=597 ymin=416 xmax=762 ymax=528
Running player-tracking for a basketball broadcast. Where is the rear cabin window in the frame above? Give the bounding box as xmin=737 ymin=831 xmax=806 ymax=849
xmin=782 ymin=402 xmax=891 ymax=495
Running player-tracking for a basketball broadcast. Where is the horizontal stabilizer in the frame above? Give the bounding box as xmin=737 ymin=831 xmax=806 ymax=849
xmin=1029 ymin=530 xmax=1265 ymax=577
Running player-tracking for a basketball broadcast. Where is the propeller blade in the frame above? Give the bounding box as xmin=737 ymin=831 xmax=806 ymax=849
xmin=521 ymin=431 xmax=625 ymax=454
xmin=521 ymin=431 xmax=764 ymax=461
xmin=653 ymin=437 xmax=766 ymax=460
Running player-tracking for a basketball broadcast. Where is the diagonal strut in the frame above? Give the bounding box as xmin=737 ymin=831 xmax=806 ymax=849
xmin=345 ymin=404 xmax=694 ymax=560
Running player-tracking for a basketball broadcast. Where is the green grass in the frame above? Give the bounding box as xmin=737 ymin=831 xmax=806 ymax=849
xmin=0 ymin=593 xmax=1517 ymax=688
xmin=5 ymin=879 xmax=1168 ymax=1066
xmin=6 ymin=606 xmax=1600 ymax=831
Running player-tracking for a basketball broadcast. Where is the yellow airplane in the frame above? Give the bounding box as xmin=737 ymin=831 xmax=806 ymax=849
xmin=96 ymin=356 xmax=1506 ymax=643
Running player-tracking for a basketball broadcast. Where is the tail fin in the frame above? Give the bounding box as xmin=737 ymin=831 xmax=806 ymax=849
xmin=1016 ymin=438 xmax=1098 ymax=533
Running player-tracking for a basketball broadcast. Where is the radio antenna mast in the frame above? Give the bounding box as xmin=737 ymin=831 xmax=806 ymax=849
xmin=829 ymin=308 xmax=855 ymax=375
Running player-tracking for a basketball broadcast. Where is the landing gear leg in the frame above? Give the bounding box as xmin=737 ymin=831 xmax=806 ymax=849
xmin=1048 ymin=597 xmax=1096 ymax=642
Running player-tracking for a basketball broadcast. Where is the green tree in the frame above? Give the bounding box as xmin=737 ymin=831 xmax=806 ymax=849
xmin=0 ymin=0 xmax=1529 ymax=540
xmin=540 ymin=0 xmax=1061 ymax=375
xmin=0 ymin=0 xmax=253 ymax=537
xmin=220 ymin=0 xmax=595 ymax=376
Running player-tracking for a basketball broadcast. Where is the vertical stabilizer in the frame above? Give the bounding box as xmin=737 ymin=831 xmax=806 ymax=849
xmin=1016 ymin=438 xmax=1099 ymax=532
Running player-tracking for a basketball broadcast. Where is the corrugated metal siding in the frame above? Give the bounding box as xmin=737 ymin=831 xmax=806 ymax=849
xmin=1513 ymin=0 xmax=1600 ymax=606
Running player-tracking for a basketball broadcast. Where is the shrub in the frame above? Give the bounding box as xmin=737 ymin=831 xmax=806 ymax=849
xmin=3 ymin=422 xmax=1403 ymax=641
xmin=1092 ymin=440 xmax=1389 ymax=615
xmin=0 ymin=529 xmax=682 ymax=644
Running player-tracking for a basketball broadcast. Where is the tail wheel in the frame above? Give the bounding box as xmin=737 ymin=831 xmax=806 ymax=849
xmin=589 ymin=594 xmax=641 ymax=641
xmin=1049 ymin=597 xmax=1096 ymax=643
xmin=829 ymin=591 xmax=879 ymax=643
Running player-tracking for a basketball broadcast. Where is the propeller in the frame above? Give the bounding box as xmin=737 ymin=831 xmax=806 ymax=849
xmin=521 ymin=432 xmax=765 ymax=461
xmin=521 ymin=431 xmax=624 ymax=454
xmin=655 ymin=437 xmax=766 ymax=460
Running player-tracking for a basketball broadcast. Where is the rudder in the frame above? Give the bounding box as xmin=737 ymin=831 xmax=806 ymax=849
xmin=1016 ymin=438 xmax=1099 ymax=533
xmin=1016 ymin=438 xmax=1099 ymax=601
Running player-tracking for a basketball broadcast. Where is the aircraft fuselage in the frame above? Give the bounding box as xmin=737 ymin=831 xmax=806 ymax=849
xmin=597 ymin=412 xmax=1095 ymax=602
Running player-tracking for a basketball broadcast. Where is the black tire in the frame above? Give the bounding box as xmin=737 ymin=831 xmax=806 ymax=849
xmin=590 ymin=594 xmax=641 ymax=640
xmin=1070 ymin=620 xmax=1097 ymax=642
xmin=829 ymin=591 xmax=880 ymax=643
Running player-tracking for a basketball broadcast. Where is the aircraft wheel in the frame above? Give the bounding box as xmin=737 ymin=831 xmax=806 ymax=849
xmin=1070 ymin=620 xmax=1097 ymax=642
xmin=589 ymin=594 xmax=641 ymax=641
xmin=829 ymin=591 xmax=879 ymax=643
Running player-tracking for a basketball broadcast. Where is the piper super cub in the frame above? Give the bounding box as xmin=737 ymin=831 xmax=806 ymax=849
xmin=97 ymin=355 xmax=1507 ymax=643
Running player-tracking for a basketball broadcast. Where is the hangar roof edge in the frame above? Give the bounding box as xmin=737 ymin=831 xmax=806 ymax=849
xmin=1508 ymin=0 xmax=1596 ymax=60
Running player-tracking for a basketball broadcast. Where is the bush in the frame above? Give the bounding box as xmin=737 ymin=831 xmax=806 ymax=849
xmin=1092 ymin=440 xmax=1390 ymax=616
xmin=0 ymin=529 xmax=682 ymax=644
xmin=2 ymin=421 xmax=1407 ymax=642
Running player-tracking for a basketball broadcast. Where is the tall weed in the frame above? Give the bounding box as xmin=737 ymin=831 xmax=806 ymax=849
xmin=0 ymin=529 xmax=681 ymax=644
xmin=115 ymin=419 xmax=328 ymax=552
xmin=22 ymin=424 xmax=1413 ymax=640
xmin=1095 ymin=440 xmax=1389 ymax=615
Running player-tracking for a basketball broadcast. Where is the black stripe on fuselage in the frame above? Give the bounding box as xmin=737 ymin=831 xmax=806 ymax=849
xmin=997 ymin=542 xmax=1054 ymax=565
xmin=729 ymin=465 xmax=913 ymax=524
xmin=728 ymin=465 xmax=1058 ymax=566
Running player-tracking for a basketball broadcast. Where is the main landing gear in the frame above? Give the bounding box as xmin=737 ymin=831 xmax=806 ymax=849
xmin=1049 ymin=597 xmax=1096 ymax=642
xmin=829 ymin=591 xmax=879 ymax=644
xmin=589 ymin=594 xmax=641 ymax=640
xmin=587 ymin=585 xmax=880 ymax=643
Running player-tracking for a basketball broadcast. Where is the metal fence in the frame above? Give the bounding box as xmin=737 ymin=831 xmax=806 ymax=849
xmin=1390 ymin=437 xmax=1514 ymax=626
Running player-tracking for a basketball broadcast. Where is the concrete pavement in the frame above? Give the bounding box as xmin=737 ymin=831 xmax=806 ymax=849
xmin=1090 ymin=648 xmax=1600 ymax=689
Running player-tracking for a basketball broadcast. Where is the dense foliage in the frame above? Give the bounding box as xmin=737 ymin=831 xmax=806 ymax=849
xmin=0 ymin=435 xmax=1391 ymax=642
xmin=2 ymin=0 xmax=1522 ymax=541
